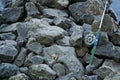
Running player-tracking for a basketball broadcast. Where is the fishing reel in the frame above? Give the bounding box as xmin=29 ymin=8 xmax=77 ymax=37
xmin=84 ymin=33 xmax=96 ymax=46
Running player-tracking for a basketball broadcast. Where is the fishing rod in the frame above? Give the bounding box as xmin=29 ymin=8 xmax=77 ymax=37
xmin=89 ymin=0 xmax=108 ymax=65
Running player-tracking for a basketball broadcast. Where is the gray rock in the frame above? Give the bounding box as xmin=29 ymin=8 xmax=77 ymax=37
xmin=83 ymin=53 xmax=103 ymax=68
xmin=19 ymin=67 xmax=29 ymax=75
xmin=0 ymin=32 xmax=16 ymax=40
xmin=56 ymin=0 xmax=69 ymax=8
xmin=56 ymin=73 xmax=76 ymax=80
xmin=1 ymin=7 xmax=24 ymax=22
xmin=83 ymin=14 xmax=95 ymax=25
xmin=16 ymin=22 xmax=31 ymax=45
xmin=92 ymin=15 xmax=118 ymax=35
xmin=95 ymin=42 xmax=120 ymax=61
xmin=0 ymin=63 xmax=19 ymax=78
xmin=52 ymin=63 xmax=66 ymax=76
xmin=24 ymin=55 xmax=44 ymax=66
xmin=0 ymin=0 xmax=11 ymax=10
xmin=11 ymin=0 xmax=24 ymax=7
xmin=26 ymin=42 xmax=43 ymax=55
xmin=82 ymin=75 xmax=98 ymax=80
xmin=14 ymin=47 xmax=27 ymax=67
xmin=69 ymin=25 xmax=83 ymax=47
xmin=68 ymin=1 xmax=103 ymax=22
xmin=34 ymin=0 xmax=53 ymax=6
xmin=28 ymin=25 xmax=65 ymax=46
xmin=29 ymin=64 xmax=56 ymax=80
xmin=110 ymin=32 xmax=120 ymax=45
xmin=26 ymin=2 xmax=40 ymax=17
xmin=104 ymin=72 xmax=120 ymax=80
xmin=0 ymin=40 xmax=17 ymax=47
xmin=82 ymin=23 xmax=92 ymax=31
xmin=0 ymin=45 xmax=18 ymax=63
xmin=43 ymin=45 xmax=84 ymax=79
xmin=8 ymin=73 xmax=29 ymax=80
xmin=56 ymin=36 xmax=70 ymax=46
xmin=75 ymin=47 xmax=88 ymax=57
xmin=43 ymin=8 xmax=68 ymax=18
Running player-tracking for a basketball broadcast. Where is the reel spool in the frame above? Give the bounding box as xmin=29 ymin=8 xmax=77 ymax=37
xmin=84 ymin=33 xmax=96 ymax=46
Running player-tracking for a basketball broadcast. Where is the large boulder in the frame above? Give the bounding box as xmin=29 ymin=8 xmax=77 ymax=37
xmin=43 ymin=45 xmax=84 ymax=79
xmin=29 ymin=64 xmax=56 ymax=80
xmin=0 ymin=63 xmax=19 ymax=78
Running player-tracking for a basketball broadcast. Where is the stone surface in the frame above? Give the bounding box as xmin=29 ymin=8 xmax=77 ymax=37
xmin=43 ymin=45 xmax=84 ymax=79
xmin=19 ymin=67 xmax=29 ymax=75
xmin=24 ymin=55 xmax=44 ymax=66
xmin=26 ymin=2 xmax=40 ymax=17
xmin=0 ymin=63 xmax=19 ymax=78
xmin=8 ymin=73 xmax=29 ymax=80
xmin=14 ymin=47 xmax=27 ymax=67
xmin=0 ymin=45 xmax=18 ymax=63
xmin=75 ymin=47 xmax=88 ymax=57
xmin=26 ymin=42 xmax=43 ymax=55
xmin=104 ymin=72 xmax=120 ymax=80
xmin=82 ymin=75 xmax=98 ymax=80
xmin=1 ymin=7 xmax=24 ymax=22
xmin=0 ymin=32 xmax=16 ymax=40
xmin=52 ymin=63 xmax=66 ymax=76
xmin=56 ymin=36 xmax=70 ymax=46
xmin=29 ymin=64 xmax=56 ymax=80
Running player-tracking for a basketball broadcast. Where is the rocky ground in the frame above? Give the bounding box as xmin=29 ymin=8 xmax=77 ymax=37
xmin=0 ymin=0 xmax=120 ymax=80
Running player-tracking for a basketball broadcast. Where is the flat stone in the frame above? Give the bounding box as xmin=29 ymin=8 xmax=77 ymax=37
xmin=0 ymin=32 xmax=16 ymax=40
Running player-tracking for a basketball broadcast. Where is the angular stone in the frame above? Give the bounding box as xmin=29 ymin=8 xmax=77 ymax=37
xmin=14 ymin=47 xmax=27 ymax=67
xmin=0 ymin=32 xmax=16 ymax=40
xmin=57 ymin=0 xmax=69 ymax=8
xmin=24 ymin=55 xmax=44 ymax=66
xmin=52 ymin=63 xmax=66 ymax=76
xmin=69 ymin=25 xmax=83 ymax=47
xmin=0 ymin=40 xmax=17 ymax=47
xmin=75 ymin=47 xmax=88 ymax=57
xmin=1 ymin=7 xmax=24 ymax=22
xmin=43 ymin=45 xmax=84 ymax=79
xmin=19 ymin=67 xmax=29 ymax=75
xmin=0 ymin=45 xmax=18 ymax=63
xmin=11 ymin=0 xmax=24 ymax=7
xmin=8 ymin=73 xmax=29 ymax=80
xmin=0 ymin=63 xmax=19 ymax=78
xmin=56 ymin=36 xmax=70 ymax=46
xmin=82 ymin=75 xmax=98 ymax=80
xmin=26 ymin=42 xmax=43 ymax=55
xmin=83 ymin=14 xmax=95 ymax=25
xmin=68 ymin=1 xmax=103 ymax=22
xmin=29 ymin=64 xmax=56 ymax=80
xmin=104 ymin=72 xmax=120 ymax=80
xmin=26 ymin=2 xmax=40 ymax=17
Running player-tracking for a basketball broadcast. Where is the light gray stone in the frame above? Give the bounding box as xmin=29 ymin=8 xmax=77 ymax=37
xmin=0 ymin=32 xmax=16 ymax=40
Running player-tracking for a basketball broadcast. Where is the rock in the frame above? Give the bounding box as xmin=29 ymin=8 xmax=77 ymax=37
xmin=26 ymin=42 xmax=43 ymax=55
xmin=85 ymin=64 xmax=96 ymax=75
xmin=43 ymin=8 xmax=68 ymax=18
xmin=57 ymin=0 xmax=69 ymax=8
xmin=92 ymin=15 xmax=118 ymax=35
xmin=98 ymin=32 xmax=109 ymax=46
xmin=28 ymin=25 xmax=65 ymax=46
xmin=24 ymin=55 xmax=44 ymax=66
xmin=0 ymin=0 xmax=11 ymax=10
xmin=16 ymin=22 xmax=31 ymax=45
xmin=83 ymin=14 xmax=95 ymax=25
xmin=0 ymin=45 xmax=18 ymax=63
xmin=43 ymin=45 xmax=84 ymax=79
xmin=68 ymin=1 xmax=103 ymax=22
xmin=0 ymin=40 xmax=17 ymax=47
xmin=56 ymin=73 xmax=76 ymax=80
xmin=19 ymin=67 xmax=29 ymax=75
xmin=0 ymin=32 xmax=16 ymax=40
xmin=82 ymin=23 xmax=92 ymax=31
xmin=82 ymin=75 xmax=98 ymax=80
xmin=1 ymin=7 xmax=24 ymax=22
xmin=25 ymin=2 xmax=40 ymax=17
xmin=0 ymin=63 xmax=19 ymax=78
xmin=8 ymin=73 xmax=29 ymax=80
xmin=52 ymin=63 xmax=66 ymax=76
xmin=14 ymin=47 xmax=27 ymax=67
xmin=29 ymin=64 xmax=56 ymax=80
xmin=104 ymin=72 xmax=120 ymax=80
xmin=83 ymin=53 xmax=103 ymax=68
xmin=11 ymin=0 xmax=24 ymax=7
xmin=34 ymin=0 xmax=53 ymax=6
xmin=95 ymin=42 xmax=120 ymax=61
xmin=75 ymin=47 xmax=88 ymax=57
xmin=110 ymin=31 xmax=120 ymax=45
xmin=56 ymin=36 xmax=70 ymax=46
xmin=69 ymin=25 xmax=83 ymax=47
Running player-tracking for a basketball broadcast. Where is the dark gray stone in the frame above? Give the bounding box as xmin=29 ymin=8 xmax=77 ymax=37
xmin=0 ymin=63 xmax=19 ymax=78
xmin=82 ymin=75 xmax=98 ymax=80
xmin=43 ymin=45 xmax=84 ymax=79
xmin=0 ymin=45 xmax=18 ymax=63
xmin=24 ymin=55 xmax=44 ymax=66
xmin=19 ymin=67 xmax=29 ymax=75
xmin=0 ymin=32 xmax=16 ymax=40
xmin=26 ymin=2 xmax=40 ymax=17
xmin=1 ymin=7 xmax=24 ymax=22
xmin=26 ymin=42 xmax=43 ymax=55
xmin=29 ymin=64 xmax=56 ymax=80
xmin=14 ymin=47 xmax=27 ymax=67
xmin=52 ymin=63 xmax=66 ymax=76
xmin=75 ymin=47 xmax=88 ymax=57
